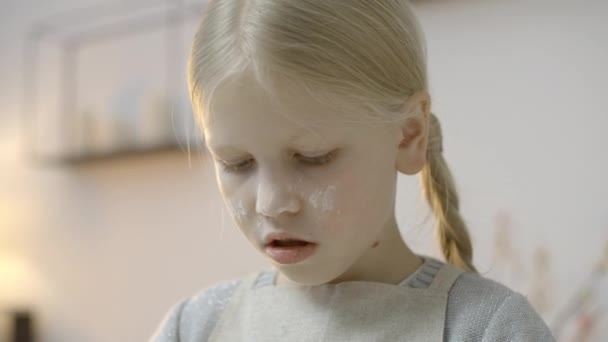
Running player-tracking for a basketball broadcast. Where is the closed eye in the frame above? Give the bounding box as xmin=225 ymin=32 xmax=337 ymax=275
xmin=221 ymin=159 xmax=254 ymax=173
xmin=296 ymin=150 xmax=337 ymax=166
xmin=219 ymin=150 xmax=338 ymax=174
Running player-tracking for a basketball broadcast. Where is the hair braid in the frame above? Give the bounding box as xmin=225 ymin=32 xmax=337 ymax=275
xmin=421 ymin=113 xmax=477 ymax=273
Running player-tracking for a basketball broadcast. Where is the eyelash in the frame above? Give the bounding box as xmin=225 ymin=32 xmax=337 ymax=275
xmin=221 ymin=151 xmax=337 ymax=173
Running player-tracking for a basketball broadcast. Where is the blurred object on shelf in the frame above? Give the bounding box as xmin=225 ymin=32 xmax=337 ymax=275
xmin=22 ymin=0 xmax=206 ymax=165
xmin=138 ymin=92 xmax=174 ymax=147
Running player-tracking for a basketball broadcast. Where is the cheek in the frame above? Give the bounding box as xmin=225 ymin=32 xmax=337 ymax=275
xmin=313 ymin=169 xmax=394 ymax=233
xmin=306 ymin=177 xmax=357 ymax=230
xmin=215 ymin=173 xmax=253 ymax=226
xmin=307 ymin=185 xmax=338 ymax=218
xmin=226 ymin=198 xmax=248 ymax=224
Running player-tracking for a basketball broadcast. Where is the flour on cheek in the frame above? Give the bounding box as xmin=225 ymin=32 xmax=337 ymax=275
xmin=308 ymin=185 xmax=338 ymax=225
xmin=226 ymin=198 xmax=247 ymax=224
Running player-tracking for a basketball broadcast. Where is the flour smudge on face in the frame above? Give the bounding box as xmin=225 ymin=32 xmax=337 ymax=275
xmin=227 ymin=182 xmax=339 ymax=230
xmin=309 ymin=185 xmax=336 ymax=211
xmin=308 ymin=185 xmax=337 ymax=225
xmin=227 ymin=199 xmax=247 ymax=224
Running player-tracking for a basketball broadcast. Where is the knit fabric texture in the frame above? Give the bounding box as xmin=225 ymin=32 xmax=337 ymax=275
xmin=150 ymin=256 xmax=555 ymax=341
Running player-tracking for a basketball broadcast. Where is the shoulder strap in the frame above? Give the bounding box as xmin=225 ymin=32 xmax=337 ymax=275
xmin=206 ymin=270 xmax=265 ymax=341
xmin=427 ymin=262 xmax=464 ymax=292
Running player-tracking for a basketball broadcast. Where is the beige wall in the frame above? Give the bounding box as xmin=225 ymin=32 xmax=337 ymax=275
xmin=1 ymin=0 xmax=607 ymax=341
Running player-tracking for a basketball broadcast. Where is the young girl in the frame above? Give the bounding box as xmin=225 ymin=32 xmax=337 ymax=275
xmin=151 ymin=0 xmax=555 ymax=340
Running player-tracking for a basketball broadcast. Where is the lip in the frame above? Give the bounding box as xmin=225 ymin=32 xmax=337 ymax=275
xmin=262 ymin=231 xmax=318 ymax=265
xmin=265 ymin=243 xmax=319 ymax=264
xmin=263 ymin=231 xmax=316 ymax=247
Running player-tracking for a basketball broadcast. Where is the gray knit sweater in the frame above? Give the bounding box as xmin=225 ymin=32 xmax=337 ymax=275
xmin=150 ymin=256 xmax=555 ymax=341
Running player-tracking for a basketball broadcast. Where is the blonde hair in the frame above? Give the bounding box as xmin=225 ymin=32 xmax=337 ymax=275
xmin=188 ymin=0 xmax=477 ymax=273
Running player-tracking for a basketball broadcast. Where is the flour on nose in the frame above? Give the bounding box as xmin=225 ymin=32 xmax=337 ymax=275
xmin=258 ymin=190 xmax=276 ymax=211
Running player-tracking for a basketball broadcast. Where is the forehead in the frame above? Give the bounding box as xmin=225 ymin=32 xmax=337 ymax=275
xmin=204 ymin=71 xmax=357 ymax=150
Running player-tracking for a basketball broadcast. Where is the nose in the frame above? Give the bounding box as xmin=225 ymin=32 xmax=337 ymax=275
xmin=255 ymin=170 xmax=301 ymax=218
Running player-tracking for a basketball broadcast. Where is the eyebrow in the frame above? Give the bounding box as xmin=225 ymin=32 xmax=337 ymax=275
xmin=207 ymin=126 xmax=327 ymax=153
xmin=208 ymin=142 xmax=337 ymax=162
xmin=205 ymin=143 xmax=245 ymax=158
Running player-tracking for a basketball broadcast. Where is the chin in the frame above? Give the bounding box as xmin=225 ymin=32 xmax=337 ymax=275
xmin=278 ymin=265 xmax=345 ymax=287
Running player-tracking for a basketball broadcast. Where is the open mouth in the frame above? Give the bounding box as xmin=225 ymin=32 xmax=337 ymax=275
xmin=270 ymin=240 xmax=312 ymax=247
xmin=265 ymin=239 xmax=318 ymax=264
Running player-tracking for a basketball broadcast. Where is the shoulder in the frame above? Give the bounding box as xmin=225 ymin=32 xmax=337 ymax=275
xmin=149 ymin=278 xmax=243 ymax=342
xmin=445 ymin=272 xmax=555 ymax=342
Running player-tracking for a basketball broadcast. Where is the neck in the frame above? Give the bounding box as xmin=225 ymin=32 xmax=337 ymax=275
xmin=275 ymin=215 xmax=423 ymax=287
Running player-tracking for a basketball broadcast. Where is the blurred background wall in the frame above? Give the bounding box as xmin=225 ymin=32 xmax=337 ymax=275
xmin=1 ymin=0 xmax=606 ymax=341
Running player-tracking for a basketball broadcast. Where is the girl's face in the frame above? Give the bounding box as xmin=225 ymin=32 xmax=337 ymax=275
xmin=203 ymin=71 xmax=403 ymax=286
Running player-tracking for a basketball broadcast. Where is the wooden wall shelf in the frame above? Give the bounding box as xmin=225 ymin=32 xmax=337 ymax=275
xmin=23 ymin=0 xmax=205 ymax=166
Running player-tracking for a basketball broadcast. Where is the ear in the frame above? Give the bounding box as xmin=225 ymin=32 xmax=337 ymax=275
xmin=395 ymin=91 xmax=431 ymax=175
